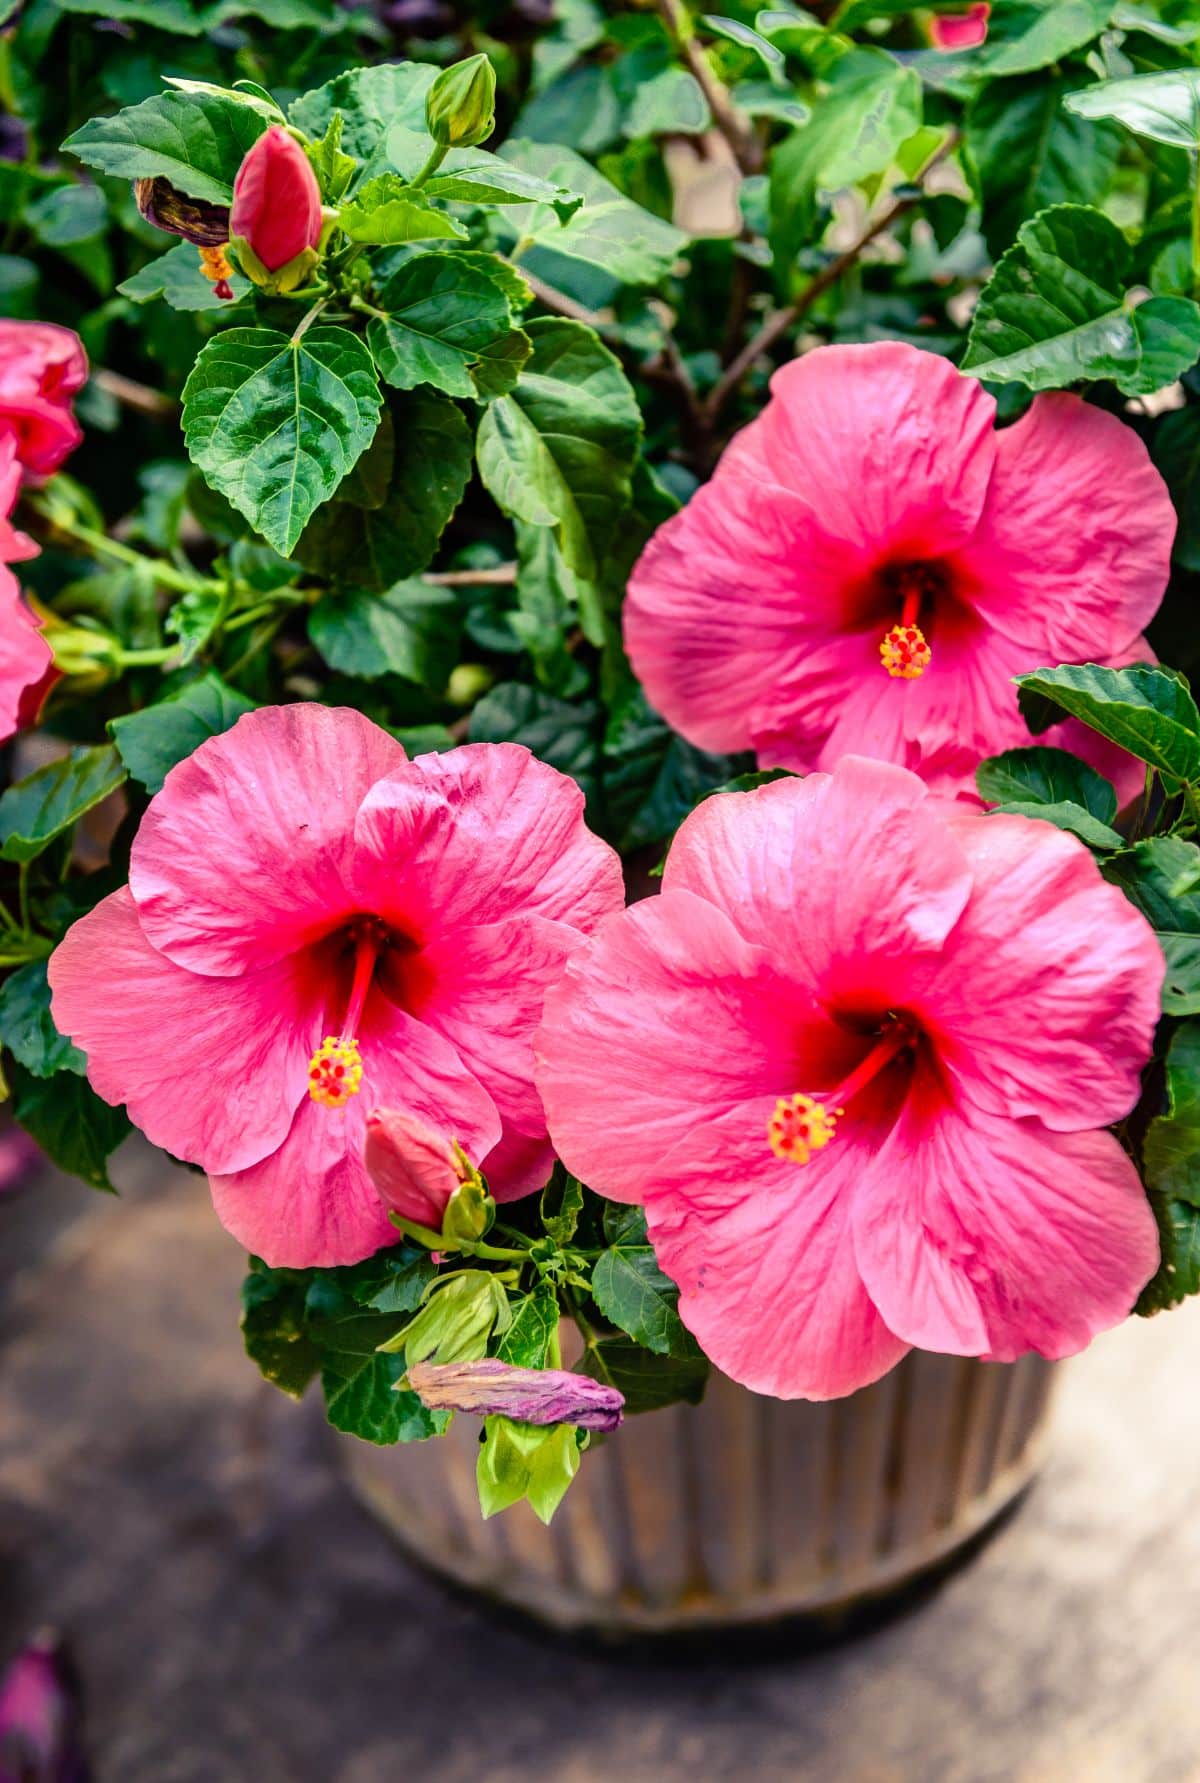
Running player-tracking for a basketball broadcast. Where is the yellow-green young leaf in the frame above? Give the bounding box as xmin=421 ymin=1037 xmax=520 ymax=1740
xmin=338 ymin=176 xmax=469 ymax=246
xmin=1015 ymin=664 xmax=1200 ymax=781
xmin=476 ymin=1416 xmax=580 ymax=1523
xmin=963 ymin=204 xmax=1200 ymax=396
xmin=0 ymin=745 xmax=127 ymax=863
xmin=182 ymin=326 xmax=383 ymax=557
xmin=368 ymin=256 xmax=530 ymax=399
xmin=475 ymin=317 xmax=641 ymax=581
xmin=1145 ymin=1022 xmax=1200 ymax=1207
xmin=63 ymin=87 xmax=268 ymax=204
xmin=1065 ymin=68 xmax=1200 ymax=151
xmin=1105 ymin=837 xmax=1200 ymax=1015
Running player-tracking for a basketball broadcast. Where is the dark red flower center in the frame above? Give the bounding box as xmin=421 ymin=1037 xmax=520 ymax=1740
xmin=876 ymin=561 xmax=947 ymax=680
xmin=768 ymin=1012 xmax=924 ymax=1164
xmin=307 ymin=915 xmax=407 ymax=1110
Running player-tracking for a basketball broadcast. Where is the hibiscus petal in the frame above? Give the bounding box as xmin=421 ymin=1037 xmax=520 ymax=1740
xmin=0 ymin=564 xmax=52 ymax=745
xmin=852 ymin=1102 xmax=1160 ymax=1363
xmin=662 ymin=758 xmax=972 ymax=981
xmin=394 ymin=912 xmax=581 ymax=1201
xmin=535 ymin=888 xmax=843 ymax=1204
xmin=353 ymin=742 xmax=623 ymax=935
xmin=48 ymin=887 xmax=316 ymax=1174
xmin=129 ymin=704 xmax=408 ymax=975
xmin=211 ymin=999 xmax=501 ymax=1267
xmin=920 ymin=810 xmax=1163 ymax=1130
xmin=646 ymin=1104 xmax=910 ymax=1399
xmin=963 ymin=392 xmax=1173 ymax=660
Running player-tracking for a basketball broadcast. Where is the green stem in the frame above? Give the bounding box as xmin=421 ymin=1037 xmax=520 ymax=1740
xmin=51 ymin=522 xmax=218 ymax=596
xmin=113 ymin=645 xmax=180 ymax=668
xmin=291 ymin=295 xmax=331 ymax=346
xmin=409 ymin=142 xmax=448 ymax=190
xmin=388 ymin=1212 xmax=527 ymax=1262
xmin=1183 ymin=781 xmax=1200 ymax=833
xmin=17 ymin=862 xmax=30 ymax=938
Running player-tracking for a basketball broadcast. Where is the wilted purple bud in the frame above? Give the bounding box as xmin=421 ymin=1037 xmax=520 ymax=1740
xmin=0 ymin=1632 xmax=89 ymax=1783
xmin=408 ymin=1359 xmax=625 ymax=1433
xmin=133 ymin=177 xmax=230 ymax=248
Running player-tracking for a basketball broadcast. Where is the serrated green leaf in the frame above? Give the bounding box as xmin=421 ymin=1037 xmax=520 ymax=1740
xmin=1014 ymin=664 xmax=1200 ymax=781
xmin=10 ymin=1059 xmax=130 ymax=1194
xmin=352 ymin=1245 xmax=437 ymax=1315
xmin=63 ymin=88 xmax=268 ymax=204
xmin=118 ymin=243 xmax=250 ymax=313
xmin=965 ymin=75 xmax=1121 ymax=256
xmin=109 ymin=673 xmax=255 ymax=793
xmin=0 ymin=745 xmax=126 ymax=864
xmin=1105 ymin=836 xmax=1200 ymax=1014
xmin=182 ymin=326 xmax=383 ymax=556
xmin=1144 ymin=1020 xmax=1200 ymax=1207
xmin=1065 ymin=69 xmax=1200 ymax=150
xmin=963 ymin=204 xmax=1200 ymax=396
xmin=296 ymin=390 xmax=471 ymax=590
xmin=990 ymin=800 xmax=1124 ymax=850
xmin=602 ymin=685 xmax=750 ymax=851
xmin=496 ymin=141 xmax=687 ymax=284
xmin=476 ymin=1416 xmax=580 ymax=1522
xmin=476 ymin=317 xmax=641 ymax=582
xmin=308 ymin=580 xmax=461 ymax=690
xmin=386 ymin=125 xmax=582 ymax=219
xmin=338 ymin=176 xmax=469 ymax=246
xmin=0 ymin=960 xmax=86 ymax=1078
xmin=368 ymin=256 xmax=529 ymax=399
xmin=289 ymin=62 xmax=437 ymax=161
xmin=540 ymin=1172 xmax=584 ymax=1246
xmin=591 ymin=1242 xmax=694 ymax=1358
xmin=165 ymin=589 xmax=223 ymax=665
xmin=496 ymin=1285 xmax=559 ymax=1367
xmin=975 ymin=744 xmax=1119 ymax=819
xmin=321 ymin=1350 xmax=443 ymax=1445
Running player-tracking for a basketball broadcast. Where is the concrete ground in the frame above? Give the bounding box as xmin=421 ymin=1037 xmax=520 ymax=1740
xmin=1 ymin=1140 xmax=1197 ymax=1783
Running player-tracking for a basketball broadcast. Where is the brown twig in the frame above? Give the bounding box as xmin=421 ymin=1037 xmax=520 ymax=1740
xmin=701 ymin=132 xmax=962 ymax=427
xmin=519 ymin=271 xmax=610 ymax=329
xmin=423 ymin=564 xmax=517 ymax=587
xmin=93 ymin=369 xmax=177 ymax=418
xmin=657 ymin=0 xmax=763 ymax=175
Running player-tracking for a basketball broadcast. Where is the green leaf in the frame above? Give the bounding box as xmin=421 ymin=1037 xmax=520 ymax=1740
xmin=496 ymin=141 xmax=687 ymax=285
xmin=1013 ymin=664 xmax=1200 ymax=781
xmin=308 ymin=581 xmax=461 ymax=690
xmin=241 ymin=1264 xmax=322 ymax=1400
xmin=476 ymin=317 xmax=641 ymax=582
xmin=1144 ymin=1021 xmax=1200 ymax=1207
xmin=602 ymin=689 xmax=749 ymax=852
xmin=10 ymin=1060 xmax=131 ymax=1194
xmin=578 ymin=1337 xmax=709 ymax=1415
xmin=368 ymin=256 xmax=530 ymax=400
xmin=591 ymin=1238 xmax=695 ymax=1358
xmin=1105 ymin=837 xmax=1200 ymax=1014
xmin=1153 ymin=406 xmax=1200 ymax=572
xmin=541 ymin=1172 xmax=584 ymax=1246
xmin=352 ymin=1245 xmax=437 ymax=1315
xmin=0 ymin=960 xmax=86 ymax=1078
xmin=476 ymin=1416 xmax=580 ymax=1523
xmin=165 ymin=589 xmax=223 ymax=665
xmin=296 ymin=390 xmax=471 ymax=590
xmin=118 ymin=243 xmax=250 ymax=313
xmin=338 ymin=176 xmax=469 ymax=246
xmin=701 ymin=14 xmax=787 ymax=78
xmin=496 ymin=1284 xmax=559 ymax=1367
xmin=1065 ymin=69 xmax=1200 ymax=151
xmin=957 ymin=0 xmax=1113 ymax=77
xmin=109 ymin=672 xmax=254 ymax=794
xmin=965 ymin=75 xmax=1121 ymax=256
xmin=289 ymin=62 xmax=437 ymax=161
xmin=386 ymin=125 xmax=582 ymax=219
xmin=975 ymin=744 xmax=1119 ymax=819
xmin=1137 ymin=1197 xmax=1200 ymax=1314
xmin=63 ymin=88 xmax=268 ymax=204
xmin=624 ymin=68 xmax=711 ymax=138
xmin=0 ymin=745 xmax=126 ymax=864
xmin=321 ymin=1349 xmax=442 ymax=1445
xmin=962 ymin=205 xmax=1200 ymax=397
xmin=468 ymin=682 xmax=601 ymax=807
xmin=390 ymin=1271 xmax=507 ymax=1367
xmin=182 ymin=326 xmax=383 ymax=557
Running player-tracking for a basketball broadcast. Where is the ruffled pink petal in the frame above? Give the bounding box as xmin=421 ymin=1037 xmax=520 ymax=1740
xmin=48 ymin=887 xmax=317 ymax=1174
xmin=963 ymin=394 xmax=1173 ymax=661
xmin=852 ymin=1101 xmax=1159 ymax=1362
xmin=0 ymin=433 xmax=37 ymax=563
xmin=0 ymin=321 xmax=87 ymax=478
xmin=211 ymin=995 xmax=501 ymax=1267
xmin=129 ymin=704 xmax=408 ymax=975
xmin=645 ymin=1104 xmax=910 ymax=1399
xmin=353 ymin=743 xmax=624 ymax=937
xmin=914 ymin=810 xmax=1163 ymax=1130
xmin=662 ymin=758 xmax=972 ymax=988
xmin=393 ymin=913 xmax=581 ymax=1202
xmin=0 ymin=563 xmax=52 ymax=744
xmin=536 ymin=888 xmax=847 ymax=1205
xmin=365 ymin=1108 xmax=462 ymax=1227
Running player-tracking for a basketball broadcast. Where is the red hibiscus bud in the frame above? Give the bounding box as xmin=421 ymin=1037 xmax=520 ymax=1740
xmin=229 ymin=126 xmax=322 ymax=291
xmin=408 ymin=1359 xmax=625 ymax=1432
xmin=365 ymin=1108 xmax=467 ymax=1229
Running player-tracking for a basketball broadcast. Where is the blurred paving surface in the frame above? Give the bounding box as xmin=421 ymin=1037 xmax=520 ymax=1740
xmin=1 ymin=1140 xmax=1198 ymax=1783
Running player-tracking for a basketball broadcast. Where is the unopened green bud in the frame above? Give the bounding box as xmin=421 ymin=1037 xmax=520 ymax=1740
xmin=446 ymin=662 xmax=494 ymax=707
xmin=442 ymin=1166 xmax=495 ymax=1245
xmin=425 ymin=54 xmax=497 ymax=149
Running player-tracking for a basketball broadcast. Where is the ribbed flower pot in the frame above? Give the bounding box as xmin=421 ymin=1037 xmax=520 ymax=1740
xmin=341 ymin=1349 xmax=1057 ymax=1635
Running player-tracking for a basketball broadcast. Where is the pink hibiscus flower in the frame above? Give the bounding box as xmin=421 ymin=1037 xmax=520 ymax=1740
xmin=625 ymin=343 xmax=1174 ymax=803
xmin=49 ymin=704 xmax=623 ymax=1268
xmin=535 ymin=757 xmax=1162 ymax=1399
xmin=0 ymin=320 xmax=87 ymax=478
xmin=929 ymin=3 xmax=989 ymax=50
xmin=0 ymin=434 xmax=56 ymax=743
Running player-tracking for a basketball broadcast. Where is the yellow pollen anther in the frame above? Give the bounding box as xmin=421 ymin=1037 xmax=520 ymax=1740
xmin=198 ymin=244 xmax=234 ymax=284
xmin=767 ymin=1093 xmax=839 ymax=1166
xmin=880 ymin=622 xmax=932 ymax=679
xmin=308 ymin=1035 xmax=363 ymax=1110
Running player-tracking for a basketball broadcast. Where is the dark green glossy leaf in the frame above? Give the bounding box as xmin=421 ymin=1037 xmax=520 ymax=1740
xmin=469 ymin=681 xmax=601 ymax=807
xmin=965 ymin=75 xmax=1121 ymax=255
xmin=308 ymin=580 xmax=461 ymax=690
xmin=1105 ymin=837 xmax=1200 ymax=1014
xmin=1145 ymin=1020 xmax=1200 ymax=1207
xmin=1065 ymin=69 xmax=1200 ymax=150
xmin=109 ymin=673 xmax=255 ymax=793
xmin=368 ymin=255 xmax=529 ymax=399
xmin=1137 ymin=1196 xmax=1200 ymax=1313
xmin=1014 ymin=664 xmax=1200 ymax=781
xmin=241 ymin=1264 xmax=322 ymax=1400
xmin=578 ymin=1337 xmax=709 ymax=1415
xmin=10 ymin=1059 xmax=131 ymax=1194
xmin=1153 ymin=406 xmax=1200 ymax=571
xmin=0 ymin=960 xmax=86 ymax=1078
xmin=591 ymin=1238 xmax=695 ymax=1358
xmin=977 ymin=745 xmax=1119 ymax=819
xmin=0 ymin=745 xmax=126 ymax=864
xmin=321 ymin=1350 xmax=443 ymax=1445
xmin=63 ymin=88 xmax=268 ymax=204
xmin=118 ymin=243 xmax=250 ymax=313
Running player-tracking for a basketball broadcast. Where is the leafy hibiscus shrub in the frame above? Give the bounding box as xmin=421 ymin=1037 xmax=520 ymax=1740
xmin=3 ymin=0 xmax=1200 ymax=1521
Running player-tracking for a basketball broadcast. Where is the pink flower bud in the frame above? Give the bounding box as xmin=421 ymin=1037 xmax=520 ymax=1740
xmin=229 ymin=126 xmax=322 ymax=275
xmin=929 ymin=3 xmax=989 ymax=49
xmin=0 ymin=1632 xmax=88 ymax=1783
xmin=365 ymin=1109 xmax=464 ymax=1228
xmin=408 ymin=1359 xmax=625 ymax=1432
